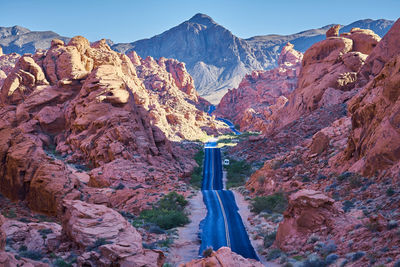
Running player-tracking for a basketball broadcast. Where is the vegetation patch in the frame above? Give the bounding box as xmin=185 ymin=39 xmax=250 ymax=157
xmin=19 ymin=250 xmax=43 ymax=261
xmin=139 ymin=192 xmax=189 ymax=230
xmin=250 ymin=192 xmax=288 ymax=214
xmin=190 ymin=149 xmax=204 ymax=188
xmin=225 ymin=159 xmax=252 ymax=188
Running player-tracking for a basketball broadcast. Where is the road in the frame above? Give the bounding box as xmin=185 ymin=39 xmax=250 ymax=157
xmin=199 ymin=142 xmax=259 ymax=260
xmin=207 ymin=105 xmax=241 ymax=135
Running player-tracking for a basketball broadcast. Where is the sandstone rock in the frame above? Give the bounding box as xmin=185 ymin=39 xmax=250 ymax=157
xmin=180 ymin=247 xmax=263 ymax=267
xmin=341 ymin=27 xmax=381 ymax=55
xmin=131 ymin=53 xmax=227 ymax=141
xmin=3 ymin=219 xmax=62 ymax=254
xmin=276 ymin=190 xmax=342 ymax=251
xmin=326 ymin=25 xmax=340 ymax=38
xmin=277 ymin=27 xmax=379 ymax=128
xmin=0 ymin=251 xmax=49 ymax=266
xmin=359 ymin=18 xmax=400 ymax=83
xmin=1 ymin=55 xmax=49 ymax=104
xmin=62 ymin=200 xmax=164 ymax=266
xmin=215 ymin=43 xmax=302 ymax=133
xmin=345 ymin=53 xmax=400 ymax=176
xmin=310 ymin=132 xmax=329 ymax=154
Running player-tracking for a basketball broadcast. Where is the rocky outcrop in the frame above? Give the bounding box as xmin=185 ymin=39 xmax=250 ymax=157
xmin=344 ymin=18 xmax=400 ymax=176
xmin=180 ymin=247 xmax=263 ymax=267
xmin=215 ymin=42 xmax=302 ymax=132
xmin=275 ymin=190 xmax=363 ymax=253
xmin=326 ymin=25 xmax=340 ymax=37
xmin=358 ymin=18 xmax=400 ymax=84
xmin=277 ymin=27 xmax=380 ymax=128
xmin=128 ymin=51 xmax=227 ymax=141
xmin=62 ymin=200 xmax=164 ymax=266
xmin=0 ymin=36 xmax=199 ymax=216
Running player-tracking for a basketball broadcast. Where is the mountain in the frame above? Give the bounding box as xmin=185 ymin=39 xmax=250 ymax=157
xmin=0 ymin=16 xmax=394 ymax=103
xmin=0 ymin=25 xmax=70 ymax=54
xmin=112 ymin=15 xmax=394 ymax=103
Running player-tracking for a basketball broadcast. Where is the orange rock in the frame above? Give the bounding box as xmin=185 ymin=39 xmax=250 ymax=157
xmin=215 ymin=43 xmax=302 ymax=133
xmin=309 ymin=132 xmax=329 ymax=154
xmin=180 ymin=247 xmax=263 ymax=267
xmin=326 ymin=25 xmax=340 ymax=38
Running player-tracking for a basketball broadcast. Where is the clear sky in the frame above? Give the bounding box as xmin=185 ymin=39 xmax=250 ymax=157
xmin=0 ymin=0 xmax=399 ymax=43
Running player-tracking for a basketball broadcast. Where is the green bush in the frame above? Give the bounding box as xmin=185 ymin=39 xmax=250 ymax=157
xmin=263 ymin=231 xmax=276 ymax=248
xmin=225 ymin=159 xmax=251 ymax=188
xmin=86 ymin=238 xmax=112 ymax=251
xmin=54 ymin=258 xmax=73 ymax=267
xmin=19 ymin=250 xmax=43 ymax=261
xmin=190 ymin=149 xmax=204 ymax=188
xmin=251 ymin=192 xmax=288 ymax=214
xmin=139 ymin=192 xmax=189 ymax=230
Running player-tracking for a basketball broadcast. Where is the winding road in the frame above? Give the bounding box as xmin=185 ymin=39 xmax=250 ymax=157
xmin=199 ymin=141 xmax=259 ymax=260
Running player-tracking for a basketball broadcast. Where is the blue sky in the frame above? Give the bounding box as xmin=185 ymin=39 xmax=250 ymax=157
xmin=0 ymin=0 xmax=399 ymax=43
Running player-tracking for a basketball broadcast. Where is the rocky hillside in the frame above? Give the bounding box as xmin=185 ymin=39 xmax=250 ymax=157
xmin=215 ymin=42 xmax=303 ymax=133
xmin=226 ymin=19 xmax=400 ymax=266
xmin=0 ymin=25 xmax=70 ymax=54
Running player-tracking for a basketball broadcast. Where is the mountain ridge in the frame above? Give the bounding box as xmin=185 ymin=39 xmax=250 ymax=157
xmin=0 ymin=15 xmax=394 ymax=103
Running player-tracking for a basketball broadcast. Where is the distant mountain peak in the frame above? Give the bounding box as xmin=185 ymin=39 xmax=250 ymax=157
xmin=188 ymin=13 xmax=217 ymax=26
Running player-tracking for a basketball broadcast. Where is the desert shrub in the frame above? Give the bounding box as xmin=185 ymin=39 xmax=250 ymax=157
xmin=86 ymin=238 xmax=112 ymax=251
xmin=386 ymin=187 xmax=395 ymax=196
xmin=19 ymin=250 xmax=43 ymax=261
xmin=225 ymin=159 xmax=251 ymax=188
xmin=190 ymin=149 xmax=204 ymax=188
xmin=139 ymin=192 xmax=189 ymax=230
xmin=263 ymin=231 xmax=276 ymax=248
xmin=54 ymin=258 xmax=72 ymax=267
xmin=203 ymin=247 xmax=213 ymax=258
xmin=266 ymin=248 xmax=281 ymax=260
xmin=38 ymin=228 xmax=53 ymax=238
xmin=251 ymin=192 xmax=288 ymax=214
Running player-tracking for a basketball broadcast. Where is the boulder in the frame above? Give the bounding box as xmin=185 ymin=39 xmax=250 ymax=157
xmin=62 ymin=200 xmax=164 ymax=266
xmin=275 ymin=190 xmax=341 ymax=251
xmin=326 ymin=25 xmax=340 ymax=38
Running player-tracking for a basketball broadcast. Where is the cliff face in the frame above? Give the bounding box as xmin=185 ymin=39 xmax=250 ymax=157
xmin=215 ymin=42 xmax=302 ymax=133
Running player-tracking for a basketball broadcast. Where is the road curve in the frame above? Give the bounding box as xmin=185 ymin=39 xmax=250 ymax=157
xmin=199 ymin=143 xmax=258 ymax=260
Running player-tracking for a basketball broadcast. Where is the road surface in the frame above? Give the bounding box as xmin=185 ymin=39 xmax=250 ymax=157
xmin=199 ymin=142 xmax=258 ymax=260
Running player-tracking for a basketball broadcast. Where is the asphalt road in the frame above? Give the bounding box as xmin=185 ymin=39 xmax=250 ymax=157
xmin=199 ymin=143 xmax=258 ymax=260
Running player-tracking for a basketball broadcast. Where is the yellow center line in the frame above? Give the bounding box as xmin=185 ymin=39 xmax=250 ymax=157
xmin=215 ymin=190 xmax=231 ymax=248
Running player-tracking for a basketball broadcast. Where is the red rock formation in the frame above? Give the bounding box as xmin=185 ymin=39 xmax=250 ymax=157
xmin=326 ymin=25 xmax=340 ymax=38
xmin=0 ymin=36 xmax=201 ymax=216
xmin=128 ymin=51 xmax=227 ymax=141
xmin=343 ymin=18 xmax=400 ymax=176
xmin=277 ymin=27 xmax=380 ymax=128
xmin=215 ymin=42 xmax=302 ymax=132
xmin=275 ymin=190 xmax=361 ymax=252
xmin=62 ymin=200 xmax=165 ymax=266
xmin=180 ymin=247 xmax=263 ymax=267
